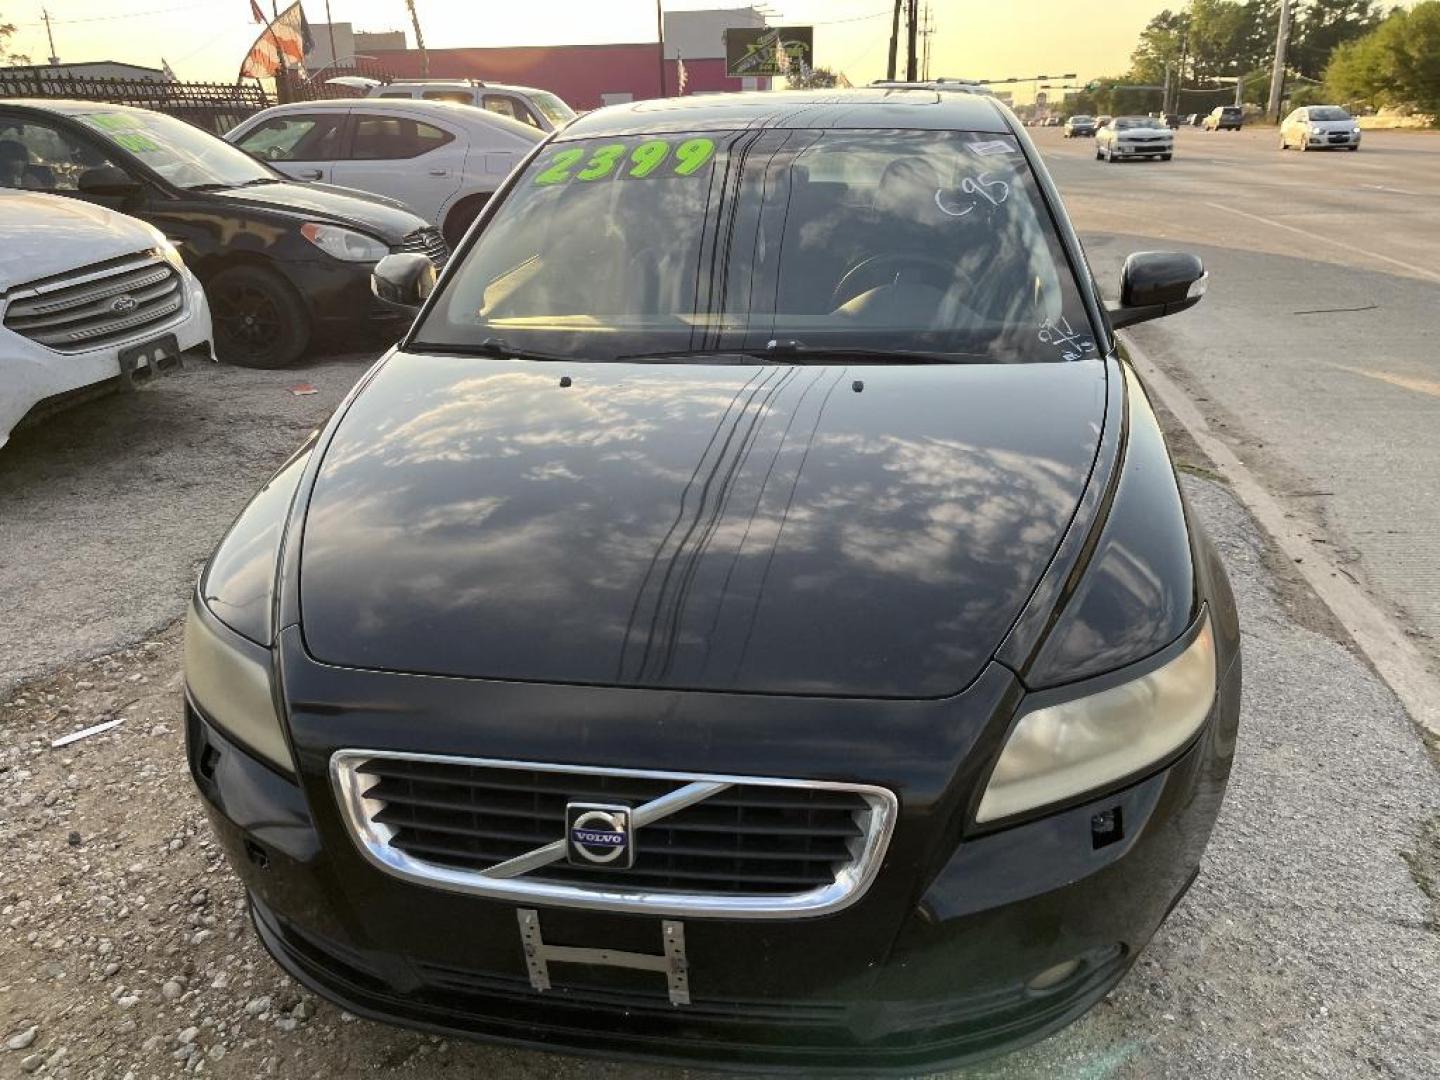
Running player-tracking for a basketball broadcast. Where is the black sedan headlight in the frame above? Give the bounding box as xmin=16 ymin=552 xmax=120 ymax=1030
xmin=978 ymin=615 xmax=1215 ymax=823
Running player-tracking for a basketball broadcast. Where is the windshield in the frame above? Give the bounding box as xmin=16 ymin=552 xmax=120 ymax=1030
xmin=1113 ymin=117 xmax=1160 ymax=130
xmin=1308 ymin=107 xmax=1351 ymax=122
xmin=1070 ymin=116 xmax=1093 ymax=123
xmin=530 ymin=91 xmax=576 ymax=126
xmin=415 ymin=128 xmax=1094 ymax=364
xmin=76 ymin=109 xmax=274 ymax=189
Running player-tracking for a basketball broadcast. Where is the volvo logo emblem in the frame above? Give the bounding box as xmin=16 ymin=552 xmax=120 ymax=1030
xmin=565 ymin=802 xmax=635 ymax=868
xmin=110 ymin=295 xmax=140 ymax=314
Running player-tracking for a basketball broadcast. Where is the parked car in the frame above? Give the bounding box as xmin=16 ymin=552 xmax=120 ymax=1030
xmin=1096 ymin=115 xmax=1174 ymax=162
xmin=0 ymin=100 xmax=440 ymax=367
xmin=328 ymin=76 xmax=576 ymax=133
xmin=0 ymin=189 xmax=212 ymax=448
xmin=1202 ymin=106 xmax=1244 ymax=131
xmin=1162 ymin=113 xmax=1182 ymax=129
xmin=1184 ymin=112 xmax=1203 ymax=126
xmin=1062 ymin=114 xmax=1097 ymax=138
xmin=1279 ymin=105 xmax=1361 ymax=151
xmin=227 ymin=99 xmax=544 ymax=248
xmin=187 ymin=88 xmax=1239 ymax=1075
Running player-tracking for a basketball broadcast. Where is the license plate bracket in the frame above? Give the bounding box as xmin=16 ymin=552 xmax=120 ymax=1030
xmin=118 ymin=333 xmax=181 ymax=388
xmin=517 ymin=907 xmax=690 ymax=1005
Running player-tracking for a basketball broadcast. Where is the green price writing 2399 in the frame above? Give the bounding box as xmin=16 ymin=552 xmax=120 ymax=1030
xmin=534 ymin=138 xmax=716 ymax=186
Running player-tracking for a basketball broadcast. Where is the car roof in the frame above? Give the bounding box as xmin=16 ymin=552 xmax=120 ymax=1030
xmin=563 ymin=88 xmax=1008 ymax=139
xmin=252 ymin=96 xmax=543 ymax=134
xmin=0 ymin=99 xmax=152 ymax=116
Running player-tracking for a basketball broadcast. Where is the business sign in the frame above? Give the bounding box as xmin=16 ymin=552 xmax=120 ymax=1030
xmin=724 ymin=26 xmax=814 ymax=78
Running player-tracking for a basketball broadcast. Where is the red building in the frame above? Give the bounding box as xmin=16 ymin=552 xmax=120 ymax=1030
xmin=366 ymin=43 xmax=769 ymax=110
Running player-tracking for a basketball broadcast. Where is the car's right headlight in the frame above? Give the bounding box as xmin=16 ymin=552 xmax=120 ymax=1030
xmin=300 ymin=222 xmax=390 ymax=263
xmin=976 ymin=615 xmax=1216 ymax=824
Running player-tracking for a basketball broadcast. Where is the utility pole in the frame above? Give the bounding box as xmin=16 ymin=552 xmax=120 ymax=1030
xmin=1175 ymin=24 xmax=1189 ymax=116
xmin=405 ymin=0 xmax=429 ymax=78
xmin=41 ymin=8 xmax=59 ymax=66
xmin=323 ymin=0 xmax=339 ymax=72
xmin=655 ymin=1 xmax=666 ymax=97
xmin=905 ymin=0 xmax=919 ymax=81
xmin=1267 ymin=0 xmax=1292 ymax=121
xmin=887 ymin=0 xmax=901 ymax=81
xmin=920 ymin=2 xmax=934 ymax=81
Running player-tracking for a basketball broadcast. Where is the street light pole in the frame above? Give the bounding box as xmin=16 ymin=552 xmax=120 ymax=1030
xmin=905 ymin=0 xmax=919 ymax=81
xmin=887 ymin=0 xmax=901 ymax=81
xmin=1267 ymin=0 xmax=1292 ymax=121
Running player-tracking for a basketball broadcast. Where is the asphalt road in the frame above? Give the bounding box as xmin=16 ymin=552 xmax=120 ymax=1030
xmin=1032 ymin=124 xmax=1440 ymax=674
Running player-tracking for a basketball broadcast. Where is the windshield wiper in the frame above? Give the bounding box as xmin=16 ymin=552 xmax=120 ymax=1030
xmin=411 ymin=338 xmax=574 ymax=363
xmin=620 ymin=341 xmax=981 ymax=365
xmin=185 ymin=182 xmax=233 ymax=192
xmin=237 ymin=177 xmax=281 ymax=186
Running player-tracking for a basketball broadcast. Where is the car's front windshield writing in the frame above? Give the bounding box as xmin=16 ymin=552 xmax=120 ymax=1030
xmin=415 ymin=128 xmax=1094 ymax=364
xmin=77 ymin=110 xmax=274 ymax=188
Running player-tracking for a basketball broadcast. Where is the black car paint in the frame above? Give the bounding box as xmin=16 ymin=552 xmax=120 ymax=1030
xmin=189 ymin=90 xmax=1239 ymax=1071
xmin=0 ymin=105 xmax=429 ymax=333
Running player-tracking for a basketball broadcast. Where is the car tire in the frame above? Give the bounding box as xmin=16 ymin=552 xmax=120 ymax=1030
xmin=1095 ymin=147 xmax=1104 ymax=160
xmin=207 ymin=265 xmax=311 ymax=369
xmin=1279 ymin=134 xmax=1288 ymax=150
xmin=442 ymin=193 xmax=491 ymax=250
xmin=1348 ymin=145 xmax=1359 ymax=152
xmin=1160 ymin=153 xmax=1173 ymax=161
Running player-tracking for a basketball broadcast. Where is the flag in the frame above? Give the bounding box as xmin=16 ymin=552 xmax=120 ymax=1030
xmin=676 ymin=55 xmax=689 ymax=96
xmin=240 ymin=2 xmax=310 ymax=78
xmin=161 ymin=57 xmax=177 ymax=81
xmin=250 ymin=0 xmax=265 ymax=22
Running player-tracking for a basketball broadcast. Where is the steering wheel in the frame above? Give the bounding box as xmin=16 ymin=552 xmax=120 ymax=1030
xmin=829 ymin=252 xmax=963 ymax=311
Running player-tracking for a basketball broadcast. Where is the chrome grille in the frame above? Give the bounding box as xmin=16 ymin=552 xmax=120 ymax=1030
xmin=393 ymin=227 xmax=448 ymax=266
xmin=2 ymin=251 xmax=184 ymax=353
xmin=332 ymin=752 xmax=896 ymax=918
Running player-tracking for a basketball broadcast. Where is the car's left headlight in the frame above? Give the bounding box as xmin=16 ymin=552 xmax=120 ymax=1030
xmin=185 ymin=597 xmax=294 ymax=774
xmin=300 ymin=222 xmax=390 ymax=263
xmin=976 ymin=615 xmax=1216 ymax=824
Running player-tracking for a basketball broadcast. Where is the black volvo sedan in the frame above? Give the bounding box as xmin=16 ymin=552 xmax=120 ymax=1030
xmin=185 ymin=89 xmax=1240 ymax=1073
xmin=0 ymin=101 xmax=445 ymax=367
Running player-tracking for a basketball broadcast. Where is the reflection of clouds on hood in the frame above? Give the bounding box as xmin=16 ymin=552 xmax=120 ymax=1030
xmin=302 ymin=354 xmax=1106 ymax=696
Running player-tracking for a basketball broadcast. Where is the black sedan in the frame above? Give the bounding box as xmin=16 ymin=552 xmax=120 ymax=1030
xmin=0 ymin=101 xmax=445 ymax=367
xmin=186 ymin=89 xmax=1240 ymax=1073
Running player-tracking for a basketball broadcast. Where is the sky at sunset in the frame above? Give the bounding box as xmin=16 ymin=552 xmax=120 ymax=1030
xmin=5 ymin=1 xmax=1185 ymax=98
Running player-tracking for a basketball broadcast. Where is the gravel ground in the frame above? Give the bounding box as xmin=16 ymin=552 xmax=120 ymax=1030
xmin=1 ymin=367 xmax=1437 ymax=1078
xmin=0 ymin=349 xmax=378 ymax=700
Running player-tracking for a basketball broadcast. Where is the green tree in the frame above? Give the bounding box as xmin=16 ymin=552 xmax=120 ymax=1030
xmin=787 ymin=66 xmax=838 ymax=90
xmin=1293 ymin=0 xmax=1381 ymax=79
xmin=1130 ymin=9 xmax=1191 ymax=84
xmin=1326 ymin=2 xmax=1440 ymax=120
xmin=0 ymin=15 xmax=28 ymax=65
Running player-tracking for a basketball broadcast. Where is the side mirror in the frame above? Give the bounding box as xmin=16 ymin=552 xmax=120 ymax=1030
xmin=77 ymin=166 xmax=143 ymax=197
xmin=1108 ymin=251 xmax=1207 ymax=329
xmin=371 ymin=252 xmax=437 ymax=311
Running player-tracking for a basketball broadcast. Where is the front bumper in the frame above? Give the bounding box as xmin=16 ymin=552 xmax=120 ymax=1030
xmin=188 ymin=645 xmax=1239 ymax=1074
xmin=1308 ymin=131 xmax=1361 ymax=147
xmin=0 ymin=273 xmax=212 ymax=448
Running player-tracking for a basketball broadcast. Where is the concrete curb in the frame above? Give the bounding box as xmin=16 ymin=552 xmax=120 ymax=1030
xmin=1123 ymin=333 xmax=1440 ymax=740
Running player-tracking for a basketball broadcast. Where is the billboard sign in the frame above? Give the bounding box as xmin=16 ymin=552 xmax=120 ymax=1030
xmin=724 ymin=26 xmax=814 ymax=78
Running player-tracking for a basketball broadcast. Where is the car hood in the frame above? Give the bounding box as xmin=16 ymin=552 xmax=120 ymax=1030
xmin=299 ymin=352 xmax=1107 ymax=697
xmin=1308 ymin=119 xmax=1358 ymax=132
xmin=206 ymin=180 xmax=426 ymax=241
xmin=0 ymin=191 xmax=161 ymax=290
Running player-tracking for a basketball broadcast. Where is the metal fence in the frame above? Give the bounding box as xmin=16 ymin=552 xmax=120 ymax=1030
xmin=0 ymin=72 xmax=274 ymax=135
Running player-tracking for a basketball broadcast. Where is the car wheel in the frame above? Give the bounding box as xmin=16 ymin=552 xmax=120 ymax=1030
xmin=443 ymin=193 xmax=491 ymax=249
xmin=1348 ymin=145 xmax=1359 ymax=152
xmin=1096 ymin=146 xmax=1104 ymax=160
xmin=207 ymin=265 xmax=310 ymax=369
xmin=1160 ymin=153 xmax=1173 ymax=161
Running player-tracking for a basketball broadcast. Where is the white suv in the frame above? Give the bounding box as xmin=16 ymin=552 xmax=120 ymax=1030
xmin=227 ymin=99 xmax=544 ymax=247
xmin=1 ymin=190 xmax=212 ymax=449
xmin=333 ymin=77 xmax=576 ymax=132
